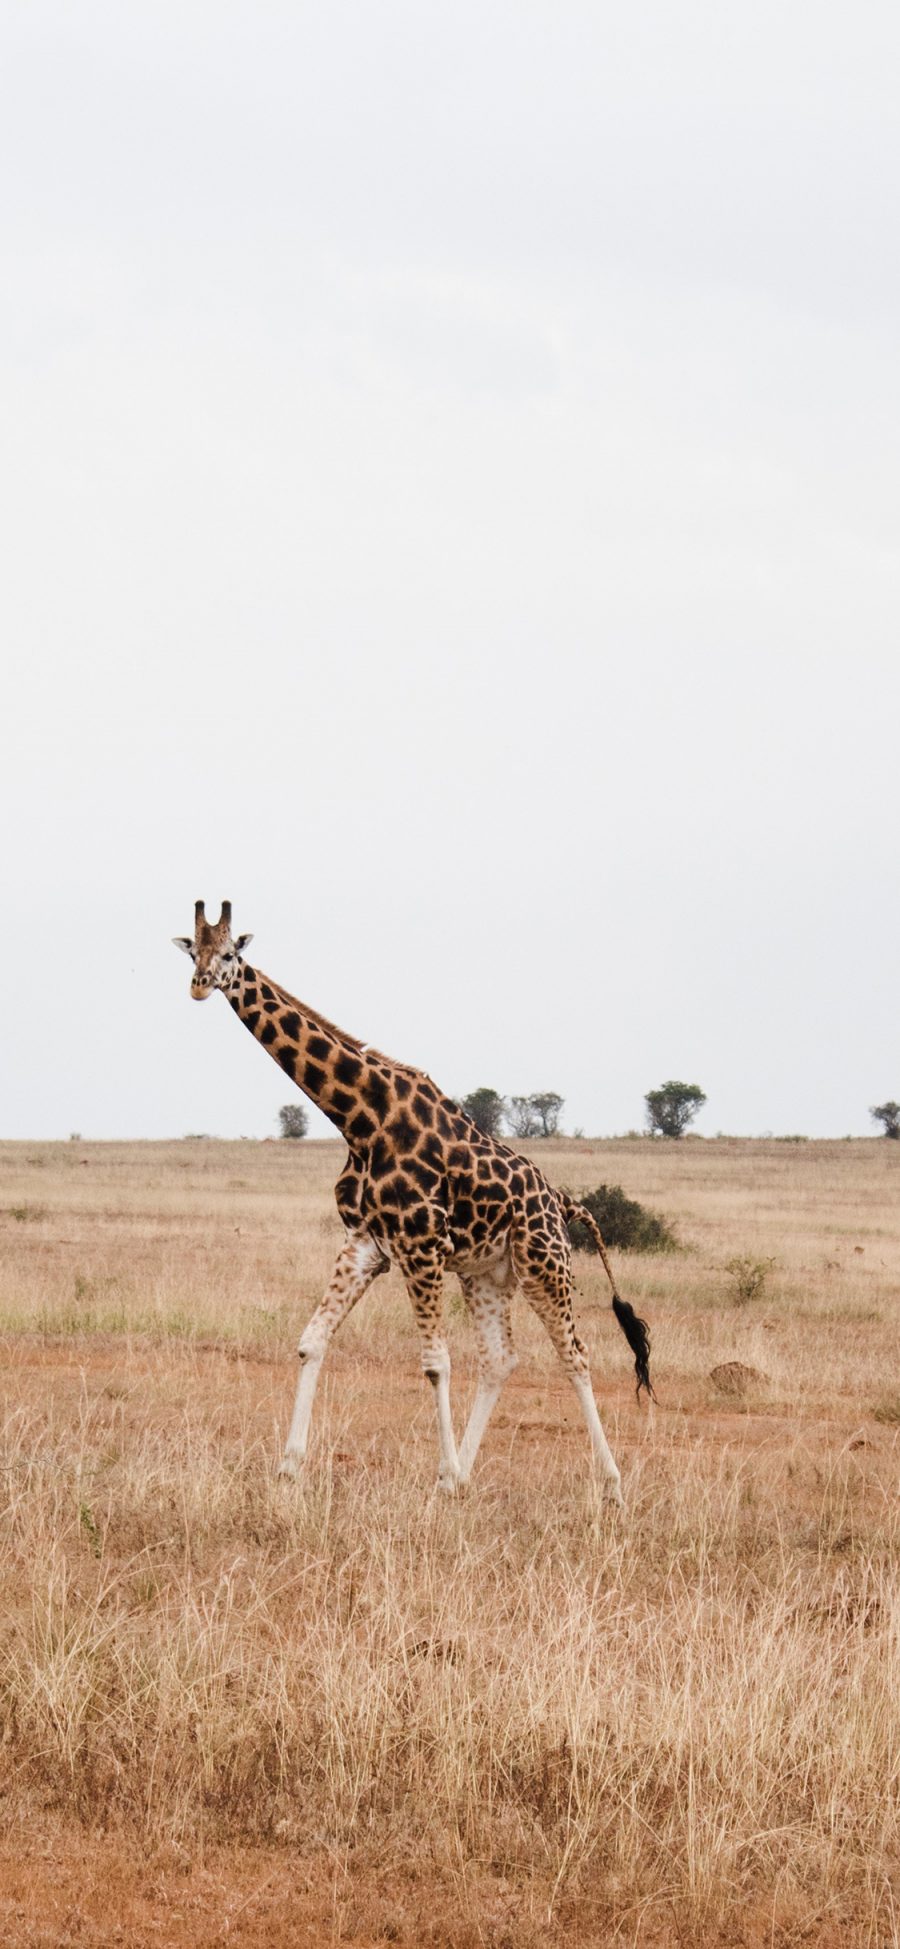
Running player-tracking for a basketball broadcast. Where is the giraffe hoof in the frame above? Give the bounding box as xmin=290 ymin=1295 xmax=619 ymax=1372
xmin=277 ymin=1454 xmax=303 ymax=1482
xmin=437 ymin=1469 xmax=462 ymax=1496
xmin=590 ymin=1473 xmax=624 ymax=1511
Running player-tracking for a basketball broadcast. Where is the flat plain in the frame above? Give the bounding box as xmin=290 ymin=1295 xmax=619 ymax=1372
xmin=0 ymin=1135 xmax=897 ymax=1948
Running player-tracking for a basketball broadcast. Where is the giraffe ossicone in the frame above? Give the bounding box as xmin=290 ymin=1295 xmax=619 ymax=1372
xmin=173 ymin=900 xmax=654 ymax=1500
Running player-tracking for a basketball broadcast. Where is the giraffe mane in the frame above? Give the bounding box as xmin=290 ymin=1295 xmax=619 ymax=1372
xmin=253 ymin=973 xmax=365 ymax=1054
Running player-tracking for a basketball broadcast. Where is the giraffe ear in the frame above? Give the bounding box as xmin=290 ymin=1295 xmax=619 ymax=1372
xmin=172 ymin=936 xmax=194 ymax=956
xmin=235 ymin=933 xmax=254 ymax=953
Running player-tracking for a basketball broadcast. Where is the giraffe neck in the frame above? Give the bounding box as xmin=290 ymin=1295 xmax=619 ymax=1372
xmin=226 ymin=960 xmax=385 ymax=1143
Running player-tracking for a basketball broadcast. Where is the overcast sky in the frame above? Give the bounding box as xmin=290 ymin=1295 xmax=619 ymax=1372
xmin=2 ymin=1 xmax=898 ymax=1142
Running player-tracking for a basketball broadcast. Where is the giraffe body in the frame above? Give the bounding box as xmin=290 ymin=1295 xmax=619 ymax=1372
xmin=174 ymin=903 xmax=653 ymax=1498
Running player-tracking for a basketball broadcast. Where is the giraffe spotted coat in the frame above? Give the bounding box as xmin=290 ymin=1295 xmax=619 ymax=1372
xmin=174 ymin=901 xmax=653 ymax=1499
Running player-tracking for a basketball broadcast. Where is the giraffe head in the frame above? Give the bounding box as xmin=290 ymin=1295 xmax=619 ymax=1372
xmin=172 ymin=899 xmax=254 ymax=1001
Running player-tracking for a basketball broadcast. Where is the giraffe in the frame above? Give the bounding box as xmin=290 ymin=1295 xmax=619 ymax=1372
xmin=173 ymin=901 xmax=654 ymax=1500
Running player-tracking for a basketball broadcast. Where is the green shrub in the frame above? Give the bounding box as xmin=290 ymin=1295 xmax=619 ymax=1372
xmin=564 ymin=1183 xmax=678 ymax=1254
xmin=725 ymin=1254 xmax=776 ymax=1304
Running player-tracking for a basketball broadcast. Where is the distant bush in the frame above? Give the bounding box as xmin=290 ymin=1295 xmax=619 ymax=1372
xmin=278 ymin=1104 xmax=309 ymax=1140
xmin=564 ymin=1183 xmax=678 ymax=1254
xmin=725 ymin=1254 xmax=775 ymax=1304
xmin=870 ymin=1101 xmax=900 ymax=1140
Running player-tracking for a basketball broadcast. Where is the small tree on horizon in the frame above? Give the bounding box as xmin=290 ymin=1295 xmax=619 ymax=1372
xmin=278 ymin=1103 xmax=309 ymax=1139
xmin=507 ymin=1095 xmax=541 ymax=1139
xmin=870 ymin=1100 xmax=900 ymax=1140
xmin=530 ymin=1091 xmax=564 ymax=1137
xmin=461 ymin=1088 xmax=506 ymax=1137
xmin=645 ymin=1080 xmax=706 ymax=1139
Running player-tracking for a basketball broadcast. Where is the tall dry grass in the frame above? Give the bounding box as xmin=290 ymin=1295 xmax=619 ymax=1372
xmin=0 ymin=1137 xmax=898 ymax=1944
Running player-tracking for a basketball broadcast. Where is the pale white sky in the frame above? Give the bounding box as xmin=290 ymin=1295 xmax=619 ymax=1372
xmin=2 ymin=1 xmax=898 ymax=1140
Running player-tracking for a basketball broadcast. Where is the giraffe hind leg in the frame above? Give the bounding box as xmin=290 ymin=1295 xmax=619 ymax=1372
xmin=513 ymin=1233 xmax=624 ymax=1505
xmin=456 ymin=1261 xmax=518 ymax=1485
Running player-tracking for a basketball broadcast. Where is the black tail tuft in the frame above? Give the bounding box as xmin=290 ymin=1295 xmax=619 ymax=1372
xmin=611 ymin=1294 xmax=657 ymax=1403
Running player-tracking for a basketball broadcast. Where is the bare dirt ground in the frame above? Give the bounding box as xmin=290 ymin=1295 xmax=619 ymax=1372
xmin=0 ymin=1137 xmax=897 ymax=1946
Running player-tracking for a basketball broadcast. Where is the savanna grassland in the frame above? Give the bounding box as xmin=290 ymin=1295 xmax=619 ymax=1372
xmin=0 ymin=1136 xmax=897 ymax=1948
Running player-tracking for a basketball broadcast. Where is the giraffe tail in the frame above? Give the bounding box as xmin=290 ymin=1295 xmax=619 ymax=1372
xmin=560 ymin=1194 xmax=657 ymax=1404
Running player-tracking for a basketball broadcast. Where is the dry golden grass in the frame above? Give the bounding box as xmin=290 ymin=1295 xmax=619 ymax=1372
xmin=0 ymin=1136 xmax=897 ymax=1947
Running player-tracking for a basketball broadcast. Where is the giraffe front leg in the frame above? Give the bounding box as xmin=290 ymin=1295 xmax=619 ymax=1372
xmin=425 ymin=1350 xmax=461 ymax=1493
xmin=404 ymin=1252 xmax=460 ymax=1493
xmin=279 ymin=1233 xmax=387 ymax=1478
